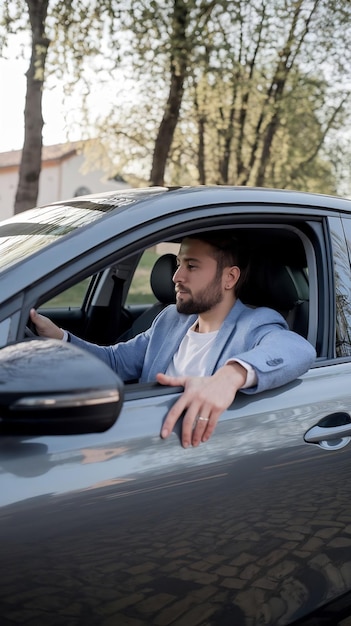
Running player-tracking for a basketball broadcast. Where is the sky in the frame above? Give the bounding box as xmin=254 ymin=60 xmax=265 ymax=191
xmin=0 ymin=53 xmax=79 ymax=153
xmin=0 ymin=37 xmax=137 ymax=156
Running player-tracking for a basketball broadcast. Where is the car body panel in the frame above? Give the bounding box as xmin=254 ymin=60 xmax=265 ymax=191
xmin=2 ymin=363 xmax=351 ymax=624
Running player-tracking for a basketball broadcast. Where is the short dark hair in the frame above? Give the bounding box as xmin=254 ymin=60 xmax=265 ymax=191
xmin=186 ymin=231 xmax=250 ymax=297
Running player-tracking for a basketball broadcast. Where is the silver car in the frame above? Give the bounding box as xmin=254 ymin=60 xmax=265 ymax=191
xmin=1 ymin=186 xmax=351 ymax=625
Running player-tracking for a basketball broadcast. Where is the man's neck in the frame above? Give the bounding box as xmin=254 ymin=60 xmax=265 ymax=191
xmin=196 ymin=297 xmax=236 ymax=333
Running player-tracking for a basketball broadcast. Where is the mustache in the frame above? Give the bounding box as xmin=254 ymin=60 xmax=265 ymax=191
xmin=175 ymin=286 xmax=191 ymax=295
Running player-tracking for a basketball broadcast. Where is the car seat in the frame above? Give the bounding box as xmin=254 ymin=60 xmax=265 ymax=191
xmin=119 ymin=253 xmax=177 ymax=341
xmin=240 ymin=258 xmax=309 ymax=338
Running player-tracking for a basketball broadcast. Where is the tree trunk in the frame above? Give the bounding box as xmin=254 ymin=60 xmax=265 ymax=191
xmin=197 ymin=115 xmax=206 ymax=184
xmin=14 ymin=0 xmax=50 ymax=214
xmin=252 ymin=0 xmax=319 ymax=187
xmin=149 ymin=0 xmax=189 ymax=187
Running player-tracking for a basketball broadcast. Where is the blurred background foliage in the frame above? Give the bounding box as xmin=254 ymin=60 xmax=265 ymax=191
xmin=1 ymin=0 xmax=351 ymax=211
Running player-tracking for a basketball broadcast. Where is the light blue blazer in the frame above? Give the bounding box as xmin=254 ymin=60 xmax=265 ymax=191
xmin=70 ymin=299 xmax=316 ymax=394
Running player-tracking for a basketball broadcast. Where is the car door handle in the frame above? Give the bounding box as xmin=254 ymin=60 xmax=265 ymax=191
xmin=304 ymin=412 xmax=351 ymax=450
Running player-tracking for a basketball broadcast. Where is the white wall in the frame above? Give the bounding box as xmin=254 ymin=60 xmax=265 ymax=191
xmin=59 ymin=154 xmax=124 ymax=200
xmin=0 ymin=151 xmax=129 ymax=220
xmin=37 ymin=163 xmax=61 ymax=206
xmin=0 ymin=169 xmax=19 ymax=220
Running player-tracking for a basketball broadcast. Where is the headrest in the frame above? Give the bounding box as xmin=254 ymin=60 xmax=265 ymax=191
xmin=241 ymin=260 xmax=304 ymax=312
xmin=150 ymin=253 xmax=177 ymax=304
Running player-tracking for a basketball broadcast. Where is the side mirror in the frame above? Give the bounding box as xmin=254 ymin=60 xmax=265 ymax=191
xmin=0 ymin=339 xmax=124 ymax=435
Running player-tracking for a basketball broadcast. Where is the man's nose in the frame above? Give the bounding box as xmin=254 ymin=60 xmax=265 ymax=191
xmin=173 ymin=266 xmax=182 ymax=283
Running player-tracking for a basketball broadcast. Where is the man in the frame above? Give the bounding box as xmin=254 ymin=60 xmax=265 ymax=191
xmin=30 ymin=232 xmax=316 ymax=448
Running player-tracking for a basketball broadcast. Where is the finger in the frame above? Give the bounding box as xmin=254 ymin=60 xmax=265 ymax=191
xmin=29 ymin=309 xmax=45 ymax=333
xmin=191 ymin=413 xmax=210 ymax=447
xmin=156 ymin=373 xmax=185 ymax=387
xmin=30 ymin=308 xmax=45 ymax=329
xmin=201 ymin=411 xmax=221 ymax=443
xmin=160 ymin=394 xmax=189 ymax=438
xmin=29 ymin=308 xmax=37 ymax=322
xmin=29 ymin=308 xmax=42 ymax=333
xmin=161 ymin=394 xmax=199 ymax=447
xmin=180 ymin=405 xmax=203 ymax=448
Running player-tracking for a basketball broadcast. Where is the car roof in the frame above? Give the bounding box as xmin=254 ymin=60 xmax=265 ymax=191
xmin=1 ymin=184 xmax=350 ymax=283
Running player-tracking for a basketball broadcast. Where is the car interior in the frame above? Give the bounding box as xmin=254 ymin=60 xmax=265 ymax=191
xmin=119 ymin=235 xmax=310 ymax=341
xmin=33 ymin=224 xmax=314 ymax=358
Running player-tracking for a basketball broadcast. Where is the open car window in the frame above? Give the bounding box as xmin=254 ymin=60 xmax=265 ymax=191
xmin=34 ymin=224 xmax=316 ymax=351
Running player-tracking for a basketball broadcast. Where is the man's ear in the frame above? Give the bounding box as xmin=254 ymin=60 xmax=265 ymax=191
xmin=225 ymin=266 xmax=241 ymax=289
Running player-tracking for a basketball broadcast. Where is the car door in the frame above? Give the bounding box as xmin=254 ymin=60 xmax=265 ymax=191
xmin=1 ymin=366 xmax=351 ymax=626
xmin=1 ymin=209 xmax=351 ymax=625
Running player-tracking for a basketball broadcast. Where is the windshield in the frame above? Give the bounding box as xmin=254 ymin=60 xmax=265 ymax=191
xmin=0 ymin=188 xmax=166 ymax=272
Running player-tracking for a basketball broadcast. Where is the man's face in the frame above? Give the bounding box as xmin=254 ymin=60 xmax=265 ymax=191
xmin=173 ymin=238 xmax=224 ymax=314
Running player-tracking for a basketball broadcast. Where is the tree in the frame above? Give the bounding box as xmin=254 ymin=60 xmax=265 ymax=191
xmin=2 ymin=0 xmax=49 ymax=214
xmin=113 ymin=0 xmax=233 ymax=186
xmin=149 ymin=0 xmax=189 ymax=186
xmin=0 ymin=0 xmax=120 ymax=212
xmin=168 ymin=0 xmax=351 ymax=191
xmin=92 ymin=0 xmax=351 ymax=193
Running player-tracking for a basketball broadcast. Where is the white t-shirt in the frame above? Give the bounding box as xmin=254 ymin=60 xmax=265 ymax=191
xmin=165 ymin=322 xmax=256 ymax=388
xmin=166 ymin=326 xmax=218 ymax=377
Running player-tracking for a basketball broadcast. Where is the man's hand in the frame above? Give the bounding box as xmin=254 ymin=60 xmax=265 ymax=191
xmin=157 ymin=362 xmax=247 ymax=448
xmin=29 ymin=309 xmax=64 ymax=340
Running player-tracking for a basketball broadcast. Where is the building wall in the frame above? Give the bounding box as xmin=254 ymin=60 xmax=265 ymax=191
xmin=0 ymin=167 xmax=19 ymax=220
xmin=59 ymin=154 xmax=123 ymax=200
xmin=0 ymin=150 xmax=129 ymax=221
xmin=37 ymin=162 xmax=61 ymax=207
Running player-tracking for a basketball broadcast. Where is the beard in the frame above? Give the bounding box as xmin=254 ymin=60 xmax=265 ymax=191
xmin=176 ymin=274 xmax=224 ymax=314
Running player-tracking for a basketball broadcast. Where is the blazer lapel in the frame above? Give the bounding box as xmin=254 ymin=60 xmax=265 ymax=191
xmin=207 ymin=300 xmax=244 ymax=374
xmin=147 ymin=313 xmax=197 ymax=379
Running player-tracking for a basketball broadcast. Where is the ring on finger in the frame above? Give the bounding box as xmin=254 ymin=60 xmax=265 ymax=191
xmin=197 ymin=416 xmax=209 ymax=422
